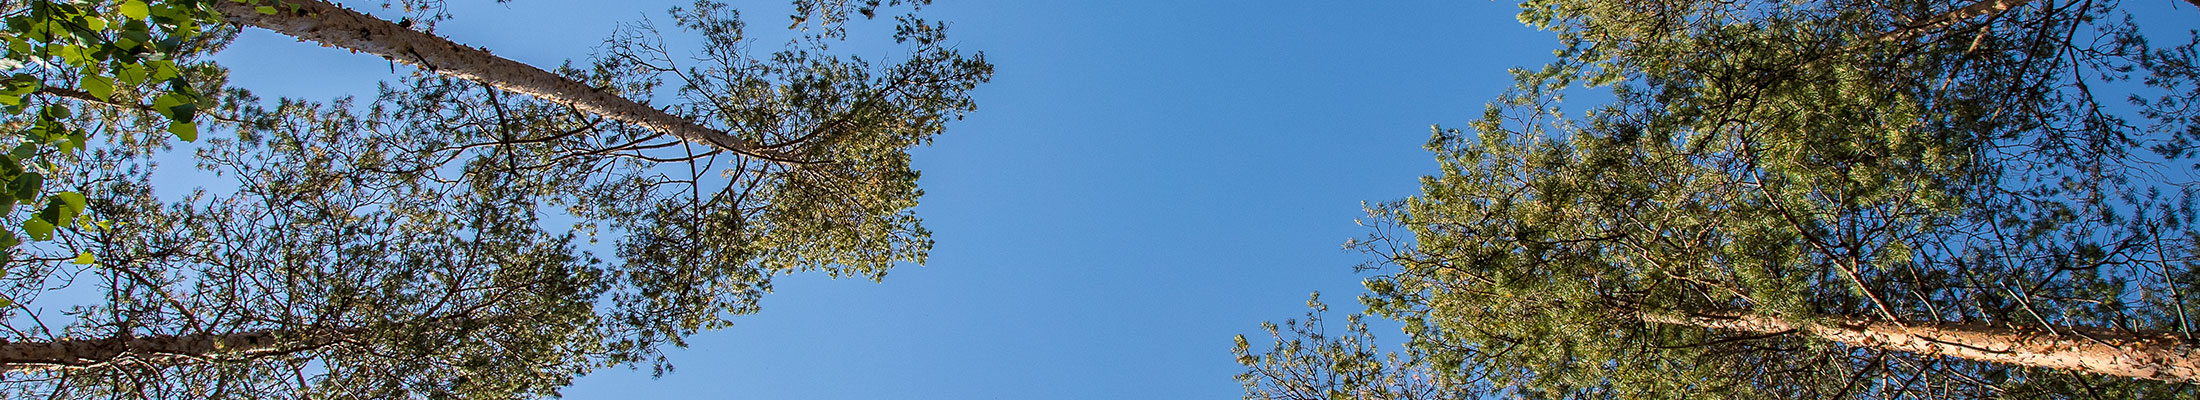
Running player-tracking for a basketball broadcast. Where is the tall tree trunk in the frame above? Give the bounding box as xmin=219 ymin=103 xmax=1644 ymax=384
xmin=0 ymin=328 xmax=342 ymax=373
xmin=207 ymin=0 xmax=806 ymax=163
xmin=1640 ymin=310 xmax=2200 ymax=383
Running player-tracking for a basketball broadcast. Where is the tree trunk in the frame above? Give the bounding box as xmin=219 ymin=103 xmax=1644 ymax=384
xmin=0 ymin=329 xmax=339 ymax=373
xmin=1640 ymin=311 xmax=2200 ymax=383
xmin=207 ymin=0 xmax=805 ymax=163
xmin=1878 ymin=0 xmax=2036 ymax=41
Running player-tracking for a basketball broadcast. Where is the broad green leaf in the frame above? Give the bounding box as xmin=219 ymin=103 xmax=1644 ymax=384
xmin=78 ymin=15 xmax=107 ymax=32
xmin=145 ymin=3 xmax=180 ymax=22
xmin=63 ymin=131 xmax=85 ymax=154
xmin=52 ymin=192 xmax=82 ymax=216
xmin=40 ymin=103 xmax=69 ymax=120
xmin=152 ymin=92 xmax=194 ymax=120
xmin=2 ymin=74 xmax=37 ymax=95
xmin=168 ymin=120 xmax=196 ymax=142
xmin=147 ymin=59 xmax=178 ymax=82
xmin=120 ymin=0 xmax=150 ymax=20
xmin=9 ymin=172 xmax=40 ymax=201
xmin=0 ymin=158 xmax=17 ymax=182
xmin=35 ymin=201 xmax=63 ymax=225
xmin=117 ymin=27 xmax=151 ymax=52
xmin=71 ymin=252 xmax=92 ymax=264
xmin=79 ymin=74 xmax=113 ymax=100
xmin=115 ymin=63 xmax=145 ymax=86
xmin=53 ymin=44 xmax=89 ymax=67
xmin=23 ymin=218 xmax=53 ymax=241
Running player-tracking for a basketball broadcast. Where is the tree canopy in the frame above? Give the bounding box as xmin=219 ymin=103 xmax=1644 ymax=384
xmin=0 ymin=0 xmax=988 ymax=398
xmin=1243 ymin=0 xmax=2200 ymax=397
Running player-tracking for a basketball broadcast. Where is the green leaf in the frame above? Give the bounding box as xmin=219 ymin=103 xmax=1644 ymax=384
xmin=25 ymin=120 xmax=53 ymax=144
xmin=79 ymin=74 xmax=113 ymax=100
xmin=63 ymin=130 xmax=85 ymax=154
xmin=9 ymin=172 xmax=40 ymax=201
xmin=41 ymin=104 xmax=70 ymax=120
xmin=71 ymin=252 xmax=92 ymax=264
xmin=256 ymin=6 xmax=277 ymax=15
xmin=35 ymin=201 xmax=62 ymax=225
xmin=53 ymin=45 xmax=90 ymax=67
xmin=168 ymin=120 xmax=196 ymax=142
xmin=115 ymin=63 xmax=146 ymax=86
xmin=145 ymin=3 xmax=180 ymax=22
xmin=23 ymin=218 xmax=53 ymax=241
xmin=147 ymin=59 xmax=178 ymax=82
xmin=115 ymin=27 xmax=150 ymax=52
xmin=52 ymin=191 xmax=83 ymax=218
xmin=2 ymin=74 xmax=39 ymax=95
xmin=152 ymin=92 xmax=195 ymax=120
xmin=120 ymin=0 xmax=149 ymax=20
xmin=78 ymin=15 xmax=107 ymax=32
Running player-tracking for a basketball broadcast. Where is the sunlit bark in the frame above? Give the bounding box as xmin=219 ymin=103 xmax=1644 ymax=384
xmin=0 ymin=328 xmax=348 ymax=373
xmin=1642 ymin=311 xmax=2200 ymax=383
xmin=207 ymin=0 xmax=808 ymax=163
xmin=1879 ymin=0 xmax=2034 ymax=41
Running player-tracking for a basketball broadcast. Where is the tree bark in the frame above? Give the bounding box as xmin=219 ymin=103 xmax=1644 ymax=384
xmin=0 ymin=328 xmax=342 ymax=373
xmin=1878 ymin=0 xmax=2036 ymax=41
xmin=206 ymin=0 xmax=806 ymax=163
xmin=1641 ymin=310 xmax=2200 ymax=383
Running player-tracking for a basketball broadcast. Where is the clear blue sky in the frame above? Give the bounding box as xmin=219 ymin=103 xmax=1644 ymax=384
xmin=212 ymin=1 xmax=1551 ymax=398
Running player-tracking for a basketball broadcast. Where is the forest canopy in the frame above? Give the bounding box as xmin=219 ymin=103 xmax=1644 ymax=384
xmin=1240 ymin=0 xmax=2200 ymax=398
xmin=0 ymin=0 xmax=988 ymax=398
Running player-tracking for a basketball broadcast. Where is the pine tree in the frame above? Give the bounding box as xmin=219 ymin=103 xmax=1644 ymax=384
xmin=0 ymin=1 xmax=989 ymax=397
xmin=1250 ymin=0 xmax=2200 ymax=397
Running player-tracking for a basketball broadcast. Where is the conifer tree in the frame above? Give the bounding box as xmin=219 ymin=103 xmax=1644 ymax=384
xmin=1247 ymin=0 xmax=2200 ymax=397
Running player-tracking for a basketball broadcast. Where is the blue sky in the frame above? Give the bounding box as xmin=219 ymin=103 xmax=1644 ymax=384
xmin=212 ymin=1 xmax=1552 ymax=398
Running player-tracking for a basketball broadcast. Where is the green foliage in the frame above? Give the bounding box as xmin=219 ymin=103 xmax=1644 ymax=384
xmin=1233 ymin=293 xmax=1480 ymax=400
xmin=0 ymin=0 xmax=219 ymax=256
xmin=1248 ymin=0 xmax=2200 ymax=398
